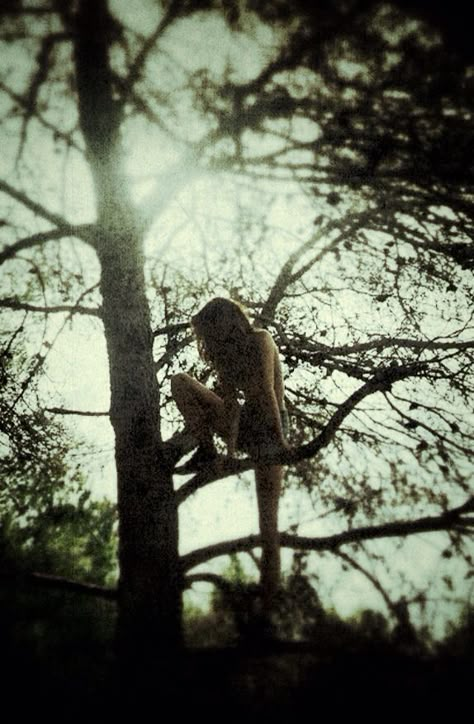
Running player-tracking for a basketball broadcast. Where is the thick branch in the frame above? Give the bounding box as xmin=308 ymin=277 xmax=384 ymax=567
xmin=0 ymin=180 xmax=88 ymax=232
xmin=121 ymin=0 xmax=182 ymax=101
xmin=0 ymin=226 xmax=93 ymax=265
xmin=182 ymin=497 xmax=474 ymax=571
xmin=256 ymin=234 xmax=322 ymax=325
xmin=175 ymin=366 xmax=422 ymax=503
xmin=296 ymin=336 xmax=474 ymax=358
xmin=183 ymin=572 xmax=234 ymax=594
xmin=153 ymin=321 xmax=190 ymax=337
xmin=6 ymin=500 xmax=472 ymax=599
xmin=46 ymin=407 xmax=109 ymax=416
xmin=175 ymin=455 xmax=253 ymax=503
xmin=293 ymin=372 xmax=392 ymax=459
xmin=0 ymin=299 xmax=101 ymax=317
xmin=0 ymin=570 xmax=116 ymax=600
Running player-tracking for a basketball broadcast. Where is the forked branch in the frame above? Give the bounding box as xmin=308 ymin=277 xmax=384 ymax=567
xmin=174 ymin=363 xmax=422 ymax=503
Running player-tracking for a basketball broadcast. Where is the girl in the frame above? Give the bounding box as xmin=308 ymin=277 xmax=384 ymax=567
xmin=171 ymin=297 xmax=290 ymax=616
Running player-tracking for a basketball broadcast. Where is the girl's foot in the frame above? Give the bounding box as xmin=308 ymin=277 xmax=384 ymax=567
xmin=180 ymin=443 xmax=218 ymax=472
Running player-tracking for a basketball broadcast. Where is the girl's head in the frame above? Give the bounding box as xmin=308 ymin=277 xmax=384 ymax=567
xmin=192 ymin=297 xmax=253 ymax=363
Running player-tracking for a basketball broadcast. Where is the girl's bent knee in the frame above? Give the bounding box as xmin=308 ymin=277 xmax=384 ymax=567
xmin=171 ymin=372 xmax=190 ymax=395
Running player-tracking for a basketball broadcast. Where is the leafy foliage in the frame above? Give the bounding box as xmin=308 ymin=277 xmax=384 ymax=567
xmin=0 ymin=337 xmax=117 ymax=585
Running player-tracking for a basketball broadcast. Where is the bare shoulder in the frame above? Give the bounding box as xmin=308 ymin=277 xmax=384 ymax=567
xmin=251 ymin=328 xmax=276 ymax=352
xmin=250 ymin=330 xmax=279 ymax=368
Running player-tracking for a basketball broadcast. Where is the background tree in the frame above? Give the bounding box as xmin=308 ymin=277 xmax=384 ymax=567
xmin=0 ymin=0 xmax=472 ymax=656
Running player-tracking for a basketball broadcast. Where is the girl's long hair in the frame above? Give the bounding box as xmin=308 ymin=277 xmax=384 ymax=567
xmin=191 ymin=297 xmax=253 ymax=369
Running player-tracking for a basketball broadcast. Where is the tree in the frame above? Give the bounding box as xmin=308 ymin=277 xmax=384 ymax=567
xmin=0 ymin=0 xmax=472 ymax=656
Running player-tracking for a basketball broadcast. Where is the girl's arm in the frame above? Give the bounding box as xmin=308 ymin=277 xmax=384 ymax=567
xmin=216 ymin=376 xmax=241 ymax=456
xmin=248 ymin=331 xmax=289 ymax=449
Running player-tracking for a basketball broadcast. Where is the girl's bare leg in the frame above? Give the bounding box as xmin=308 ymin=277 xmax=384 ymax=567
xmin=171 ymin=373 xmax=227 ymax=449
xmin=255 ymin=463 xmax=283 ymax=618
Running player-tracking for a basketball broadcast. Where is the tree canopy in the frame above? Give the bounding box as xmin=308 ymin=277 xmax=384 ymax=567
xmin=0 ymin=0 xmax=473 ymax=648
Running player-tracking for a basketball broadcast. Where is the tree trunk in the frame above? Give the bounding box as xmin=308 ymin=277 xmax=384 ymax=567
xmin=98 ymin=240 xmax=182 ymax=653
xmin=73 ymin=0 xmax=183 ymax=653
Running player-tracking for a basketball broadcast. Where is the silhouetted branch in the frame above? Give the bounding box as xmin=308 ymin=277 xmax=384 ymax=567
xmin=292 ymin=368 xmax=405 ymax=459
xmin=334 ymin=550 xmax=410 ymax=629
xmin=182 ymin=497 xmax=474 ymax=571
xmin=153 ymin=321 xmax=190 ymax=337
xmin=121 ymin=0 xmax=182 ymax=99
xmin=184 ymin=572 xmax=234 ymax=594
xmin=175 ymin=365 xmax=425 ymax=503
xmin=0 ymin=299 xmax=101 ymax=317
xmin=0 ymin=570 xmax=116 ymax=600
xmin=0 ymin=79 xmax=81 ymax=151
xmin=256 ymin=213 xmax=371 ymax=325
xmin=17 ymin=32 xmax=71 ymax=158
xmin=0 ymin=226 xmax=93 ymax=265
xmin=293 ymin=336 xmax=474 ymax=358
xmin=0 ymin=5 xmax=56 ymax=16
xmin=45 ymin=407 xmax=109 ymax=416
xmin=0 ymin=180 xmax=90 ymax=232
xmin=7 ymin=498 xmax=472 ymax=601
xmin=175 ymin=455 xmax=253 ymax=503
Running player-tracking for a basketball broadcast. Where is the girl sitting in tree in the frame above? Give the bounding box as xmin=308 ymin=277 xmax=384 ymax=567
xmin=171 ymin=297 xmax=290 ymax=618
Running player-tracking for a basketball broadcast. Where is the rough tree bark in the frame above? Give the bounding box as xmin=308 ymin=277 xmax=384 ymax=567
xmin=73 ymin=0 xmax=182 ymax=651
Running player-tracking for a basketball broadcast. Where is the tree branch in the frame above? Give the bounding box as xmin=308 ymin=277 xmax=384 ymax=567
xmin=0 ymin=570 xmax=116 ymax=600
xmin=0 ymin=180 xmax=90 ymax=232
xmin=183 ymin=571 xmax=235 ymax=594
xmin=291 ymin=371 xmax=395 ymax=459
xmin=121 ymin=0 xmax=182 ymax=102
xmin=337 ymin=550 xmax=419 ymax=643
xmin=6 ymin=499 xmax=472 ymax=600
xmin=0 ymin=226 xmax=93 ymax=265
xmin=153 ymin=321 xmax=190 ymax=337
xmin=175 ymin=365 xmax=424 ymax=503
xmin=182 ymin=497 xmax=474 ymax=571
xmin=255 ymin=214 xmax=370 ymax=325
xmin=295 ymin=336 xmax=474 ymax=358
xmin=0 ymin=299 xmax=101 ymax=317
xmin=0 ymin=79 xmax=81 ymax=152
xmin=175 ymin=455 xmax=254 ymax=504
xmin=45 ymin=407 xmax=109 ymax=416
